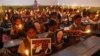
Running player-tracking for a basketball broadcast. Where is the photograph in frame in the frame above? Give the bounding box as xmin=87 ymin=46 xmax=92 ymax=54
xmin=31 ymin=38 xmax=51 ymax=56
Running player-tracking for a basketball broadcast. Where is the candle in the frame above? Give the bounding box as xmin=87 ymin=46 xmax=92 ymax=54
xmin=25 ymin=50 xmax=29 ymax=56
xmin=84 ymin=29 xmax=91 ymax=33
xmin=5 ymin=16 xmax=8 ymax=20
xmin=95 ymin=14 xmax=99 ymax=17
xmin=19 ymin=24 xmax=22 ymax=29
xmin=17 ymin=24 xmax=23 ymax=30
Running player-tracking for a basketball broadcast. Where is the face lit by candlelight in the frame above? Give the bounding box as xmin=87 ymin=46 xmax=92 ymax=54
xmin=95 ymin=14 xmax=99 ymax=17
xmin=15 ymin=19 xmax=23 ymax=30
xmin=57 ymin=31 xmax=63 ymax=43
xmin=27 ymin=28 xmax=36 ymax=39
xmin=15 ymin=19 xmax=22 ymax=25
xmin=34 ymin=22 xmax=41 ymax=33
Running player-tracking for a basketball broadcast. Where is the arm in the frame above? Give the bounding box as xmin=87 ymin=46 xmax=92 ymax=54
xmin=18 ymin=41 xmax=26 ymax=55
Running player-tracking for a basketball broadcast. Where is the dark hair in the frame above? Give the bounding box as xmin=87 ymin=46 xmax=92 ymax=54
xmin=24 ymin=24 xmax=36 ymax=32
xmin=73 ymin=14 xmax=82 ymax=21
xmin=13 ymin=17 xmax=22 ymax=25
xmin=83 ymin=12 xmax=91 ymax=17
xmin=48 ymin=20 xmax=57 ymax=27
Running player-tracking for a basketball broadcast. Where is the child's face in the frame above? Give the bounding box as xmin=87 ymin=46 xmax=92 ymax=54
xmin=27 ymin=28 xmax=36 ymax=39
xmin=57 ymin=31 xmax=63 ymax=41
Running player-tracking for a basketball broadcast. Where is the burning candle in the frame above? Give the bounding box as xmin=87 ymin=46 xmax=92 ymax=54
xmin=5 ymin=16 xmax=8 ymax=20
xmin=16 ymin=24 xmax=23 ymax=30
xmin=19 ymin=24 xmax=22 ymax=29
xmin=84 ymin=29 xmax=91 ymax=33
xmin=95 ymin=14 xmax=99 ymax=17
xmin=25 ymin=50 xmax=29 ymax=56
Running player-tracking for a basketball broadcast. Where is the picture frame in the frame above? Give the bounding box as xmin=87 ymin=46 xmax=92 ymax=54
xmin=31 ymin=38 xmax=51 ymax=56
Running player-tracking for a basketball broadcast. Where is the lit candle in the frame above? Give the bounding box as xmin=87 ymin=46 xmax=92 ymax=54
xmin=18 ymin=24 xmax=23 ymax=30
xmin=25 ymin=50 xmax=29 ymax=56
xmin=5 ymin=16 xmax=8 ymax=20
xmin=84 ymin=29 xmax=91 ymax=33
xmin=95 ymin=14 xmax=99 ymax=17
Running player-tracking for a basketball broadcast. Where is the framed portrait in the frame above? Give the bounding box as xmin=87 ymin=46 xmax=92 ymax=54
xmin=31 ymin=38 xmax=51 ymax=56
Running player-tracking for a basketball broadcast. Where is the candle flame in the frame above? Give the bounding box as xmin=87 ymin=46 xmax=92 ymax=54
xmin=19 ymin=24 xmax=22 ymax=29
xmin=84 ymin=29 xmax=91 ymax=33
xmin=5 ymin=16 xmax=8 ymax=20
xmin=95 ymin=14 xmax=99 ymax=17
xmin=25 ymin=50 xmax=29 ymax=56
